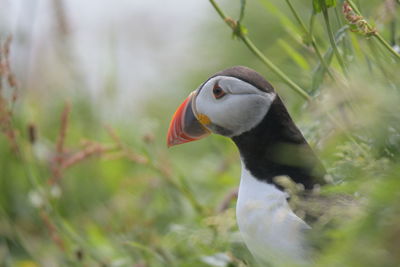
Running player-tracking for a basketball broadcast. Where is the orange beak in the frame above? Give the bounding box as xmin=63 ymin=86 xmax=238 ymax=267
xmin=167 ymin=92 xmax=210 ymax=147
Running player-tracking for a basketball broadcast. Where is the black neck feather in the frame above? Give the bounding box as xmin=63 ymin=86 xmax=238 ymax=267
xmin=231 ymin=97 xmax=325 ymax=190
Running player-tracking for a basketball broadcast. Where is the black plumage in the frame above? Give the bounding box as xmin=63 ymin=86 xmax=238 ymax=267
xmin=212 ymin=66 xmax=326 ymax=189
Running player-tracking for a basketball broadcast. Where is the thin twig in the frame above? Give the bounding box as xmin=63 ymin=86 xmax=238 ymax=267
xmin=50 ymin=102 xmax=71 ymax=184
xmin=0 ymin=36 xmax=19 ymax=153
xmin=60 ymin=143 xmax=113 ymax=169
xmin=208 ymin=0 xmax=311 ymax=101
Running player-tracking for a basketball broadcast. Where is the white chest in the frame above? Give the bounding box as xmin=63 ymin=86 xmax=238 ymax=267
xmin=236 ymin=163 xmax=311 ymax=266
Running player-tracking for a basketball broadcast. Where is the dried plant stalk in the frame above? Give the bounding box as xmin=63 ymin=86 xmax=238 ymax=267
xmin=0 ymin=36 xmax=19 ymax=152
xmin=40 ymin=209 xmax=65 ymax=251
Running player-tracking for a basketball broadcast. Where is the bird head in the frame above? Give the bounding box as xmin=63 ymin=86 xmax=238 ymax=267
xmin=167 ymin=66 xmax=277 ymax=147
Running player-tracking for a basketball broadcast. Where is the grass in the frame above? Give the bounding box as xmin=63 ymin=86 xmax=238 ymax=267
xmin=1 ymin=0 xmax=400 ymax=266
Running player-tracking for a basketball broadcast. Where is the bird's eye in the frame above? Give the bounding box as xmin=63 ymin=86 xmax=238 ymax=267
xmin=213 ymin=83 xmax=226 ymax=99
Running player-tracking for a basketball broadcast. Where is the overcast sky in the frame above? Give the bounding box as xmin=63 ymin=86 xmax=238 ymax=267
xmin=0 ymin=0 xmax=215 ymax=113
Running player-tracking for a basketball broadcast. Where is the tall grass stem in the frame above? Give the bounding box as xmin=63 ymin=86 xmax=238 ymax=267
xmin=284 ymin=0 xmax=334 ymax=79
xmin=321 ymin=3 xmax=348 ymax=75
xmin=208 ymin=0 xmax=311 ymax=101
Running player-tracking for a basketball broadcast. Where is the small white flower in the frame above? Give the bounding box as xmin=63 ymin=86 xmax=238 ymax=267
xmin=50 ymin=185 xmax=62 ymax=198
xmin=29 ymin=190 xmax=44 ymax=208
xmin=201 ymin=253 xmax=231 ymax=267
xmin=393 ymin=44 xmax=400 ymax=54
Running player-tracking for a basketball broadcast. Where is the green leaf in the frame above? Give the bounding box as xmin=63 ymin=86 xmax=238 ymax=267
xmin=258 ymin=0 xmax=301 ymax=38
xmin=313 ymin=0 xmax=337 ymax=13
xmin=311 ymin=25 xmax=348 ymax=94
xmin=277 ymin=39 xmax=310 ymax=71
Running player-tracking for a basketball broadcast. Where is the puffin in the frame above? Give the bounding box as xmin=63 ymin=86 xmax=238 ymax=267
xmin=167 ymin=66 xmax=326 ymax=266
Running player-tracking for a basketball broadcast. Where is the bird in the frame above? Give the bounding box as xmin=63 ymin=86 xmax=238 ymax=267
xmin=167 ymin=66 xmax=326 ymax=266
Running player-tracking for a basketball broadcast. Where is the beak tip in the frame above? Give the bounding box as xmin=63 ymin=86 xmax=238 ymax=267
xmin=166 ymin=91 xmax=210 ymax=149
xmin=167 ymin=138 xmax=183 ymax=148
xmin=167 ymin=134 xmax=179 ymax=148
xmin=167 ymin=138 xmax=173 ymax=148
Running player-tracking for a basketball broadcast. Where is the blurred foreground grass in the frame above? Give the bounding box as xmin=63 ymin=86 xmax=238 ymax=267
xmin=1 ymin=0 xmax=400 ymax=266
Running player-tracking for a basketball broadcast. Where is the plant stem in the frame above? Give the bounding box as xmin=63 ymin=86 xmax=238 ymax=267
xmin=321 ymin=2 xmax=348 ymax=76
xmin=208 ymin=0 xmax=311 ymax=101
xmin=309 ymin=11 xmax=316 ymax=38
xmin=346 ymin=0 xmax=361 ymax=14
xmin=284 ymin=0 xmax=334 ymax=79
xmin=284 ymin=0 xmax=308 ymax=33
xmin=346 ymin=0 xmax=400 ymax=60
xmin=209 ymin=0 xmax=226 ymax=21
xmin=374 ymin=33 xmax=400 ymax=60
xmin=207 ymin=0 xmax=369 ymax=157
xmin=241 ymin=36 xmax=311 ymax=100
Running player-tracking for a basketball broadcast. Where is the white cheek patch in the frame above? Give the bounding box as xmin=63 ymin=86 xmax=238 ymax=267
xmin=195 ymin=76 xmax=276 ymax=137
xmin=210 ymin=93 xmax=275 ymax=136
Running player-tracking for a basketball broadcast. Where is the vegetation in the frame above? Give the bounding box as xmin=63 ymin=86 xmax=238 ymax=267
xmin=1 ymin=0 xmax=400 ymax=266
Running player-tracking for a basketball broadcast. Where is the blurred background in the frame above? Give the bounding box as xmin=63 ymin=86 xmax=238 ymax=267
xmin=1 ymin=0 xmax=400 ymax=266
